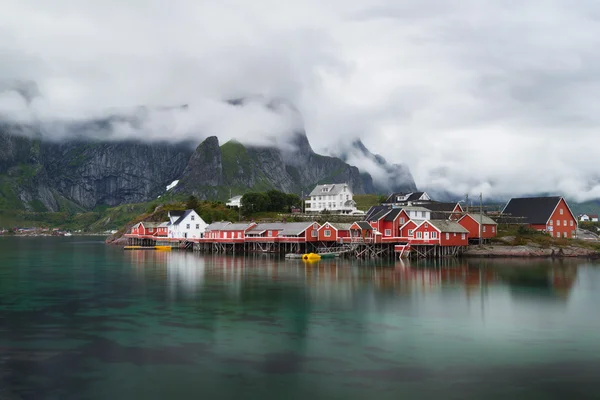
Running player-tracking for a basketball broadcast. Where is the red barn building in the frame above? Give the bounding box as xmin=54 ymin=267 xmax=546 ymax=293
xmin=501 ymin=196 xmax=577 ymax=238
xmin=457 ymin=213 xmax=497 ymax=241
xmin=411 ymin=220 xmax=469 ymax=247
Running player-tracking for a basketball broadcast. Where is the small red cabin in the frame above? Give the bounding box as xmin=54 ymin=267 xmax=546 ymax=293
xmin=457 ymin=213 xmax=497 ymax=240
xmin=411 ymin=220 xmax=469 ymax=246
xmin=318 ymin=222 xmax=352 ymax=242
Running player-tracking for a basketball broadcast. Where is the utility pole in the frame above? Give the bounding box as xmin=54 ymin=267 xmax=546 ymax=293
xmin=302 ymin=190 xmax=305 ymax=214
xmin=479 ymin=192 xmax=483 ymax=246
xmin=465 ymin=193 xmax=469 ymax=213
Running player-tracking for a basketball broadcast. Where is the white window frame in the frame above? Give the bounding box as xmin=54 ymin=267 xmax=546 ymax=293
xmin=385 ymin=229 xmax=391 ymax=237
xmin=461 ymin=233 xmax=466 ymax=240
xmin=431 ymin=231 xmax=437 ymax=239
xmin=445 ymin=233 xmax=449 ymax=240
xmin=560 ymin=209 xmax=564 ymax=215
xmin=570 ymin=220 xmax=573 ymax=226
xmin=311 ymin=230 xmax=317 ymax=237
xmin=564 ymin=220 xmax=567 ymax=227
xmin=408 ymin=229 xmax=414 ymax=237
xmin=563 ymin=232 xmax=567 ymax=238
xmin=492 ymin=226 xmax=495 ymax=232
xmin=483 ymin=226 xmax=486 ymax=232
xmin=557 ymin=220 xmax=560 ymax=226
xmin=417 ymin=231 xmax=423 ymax=239
xmin=324 ymin=230 xmax=331 ymax=237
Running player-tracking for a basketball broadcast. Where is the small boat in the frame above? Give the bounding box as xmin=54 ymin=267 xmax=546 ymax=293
xmin=302 ymin=253 xmax=321 ymax=261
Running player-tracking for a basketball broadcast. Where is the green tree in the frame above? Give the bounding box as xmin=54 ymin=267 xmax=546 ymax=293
xmin=186 ymin=195 xmax=199 ymax=210
xmin=241 ymin=192 xmax=269 ymax=213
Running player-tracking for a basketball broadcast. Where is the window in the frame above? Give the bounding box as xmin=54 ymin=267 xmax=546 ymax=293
xmin=564 ymin=220 xmax=567 ymax=227
xmin=549 ymin=220 xmax=553 ymax=225
xmin=268 ymin=231 xmax=273 ymax=237
xmin=417 ymin=231 xmax=423 ymax=239
xmin=556 ymin=232 xmax=560 ymax=238
xmin=196 ymin=224 xmax=199 ymax=229
xmin=492 ymin=226 xmax=495 ymax=233
xmin=483 ymin=226 xmax=486 ymax=232
xmin=560 ymin=209 xmax=564 ymax=215
xmin=563 ymin=232 xmax=567 ymax=238
xmin=408 ymin=229 xmax=414 ymax=237
xmin=557 ymin=220 xmax=560 ymax=226
xmin=191 ymin=215 xmax=195 ymax=221
xmin=421 ymin=211 xmax=426 ymax=218
xmin=148 ymin=228 xmax=153 ymax=232
xmin=186 ymin=224 xmax=190 ymax=229
xmin=570 ymin=220 xmax=573 ymax=226
xmin=346 ymin=195 xmax=349 ymax=200
xmin=311 ymin=230 xmax=317 ymax=237
xmin=238 ymin=232 xmax=242 ymax=238
xmin=385 ymin=229 xmax=391 ymax=236
xmin=445 ymin=233 xmax=449 ymax=240
xmin=461 ymin=234 xmax=466 ymax=240
xmin=431 ymin=231 xmax=437 ymax=239
xmin=400 ymin=218 xmax=405 ymax=224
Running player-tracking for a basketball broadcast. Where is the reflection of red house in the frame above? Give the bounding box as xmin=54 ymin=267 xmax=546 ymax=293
xmin=457 ymin=213 xmax=497 ymax=240
xmin=411 ymin=220 xmax=469 ymax=246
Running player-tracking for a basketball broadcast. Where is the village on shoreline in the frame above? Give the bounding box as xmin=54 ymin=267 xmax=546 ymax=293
xmin=113 ymin=184 xmax=600 ymax=259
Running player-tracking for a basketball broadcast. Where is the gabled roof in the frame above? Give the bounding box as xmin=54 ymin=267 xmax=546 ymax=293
xmin=426 ymin=220 xmax=469 ymax=233
xmin=279 ymin=222 xmax=316 ymax=236
xmin=383 ymin=208 xmax=403 ymax=222
xmin=401 ymin=206 xmax=431 ymax=212
xmin=320 ymin=222 xmax=353 ymax=231
xmin=460 ymin=213 xmax=497 ymax=225
xmin=173 ymin=210 xmax=195 ymax=226
xmin=246 ymin=223 xmax=287 ymax=235
xmin=227 ymin=195 xmax=243 ymax=201
xmin=353 ymin=221 xmax=373 ymax=230
xmin=141 ymin=222 xmax=162 ymax=228
xmin=309 ymin=183 xmax=350 ymax=197
xmin=367 ymin=208 xmax=392 ymax=222
xmin=168 ymin=210 xmax=185 ymax=218
xmin=206 ymin=221 xmax=232 ymax=231
xmin=501 ymin=196 xmax=564 ymax=224
xmin=221 ymin=222 xmax=256 ymax=231
xmin=158 ymin=222 xmax=169 ymax=228
xmin=365 ymin=205 xmax=390 ymax=221
xmin=384 ymin=192 xmax=427 ymax=203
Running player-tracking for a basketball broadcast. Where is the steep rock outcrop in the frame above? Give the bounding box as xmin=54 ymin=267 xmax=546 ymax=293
xmin=40 ymin=140 xmax=193 ymax=209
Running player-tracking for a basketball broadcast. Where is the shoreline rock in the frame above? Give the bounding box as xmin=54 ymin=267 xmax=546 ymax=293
xmin=463 ymin=244 xmax=600 ymax=258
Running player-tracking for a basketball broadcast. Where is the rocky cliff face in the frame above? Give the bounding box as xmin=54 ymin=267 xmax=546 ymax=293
xmin=176 ymin=133 xmax=375 ymax=198
xmin=1 ymin=121 xmax=415 ymax=211
xmin=0 ymin=125 xmax=193 ymax=211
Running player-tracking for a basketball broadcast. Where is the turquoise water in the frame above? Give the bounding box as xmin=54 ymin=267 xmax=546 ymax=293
xmin=1 ymin=237 xmax=599 ymax=399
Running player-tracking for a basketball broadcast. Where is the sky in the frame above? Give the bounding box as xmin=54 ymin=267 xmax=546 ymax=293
xmin=1 ymin=0 xmax=600 ymax=201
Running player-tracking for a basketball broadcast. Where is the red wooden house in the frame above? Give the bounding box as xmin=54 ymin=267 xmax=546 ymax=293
xmin=501 ymin=196 xmax=577 ymax=238
xmin=317 ymin=222 xmax=352 ymax=242
xmin=399 ymin=220 xmax=419 ymax=239
xmin=348 ymin=221 xmax=374 ymax=243
xmin=410 ymin=220 xmax=469 ymax=246
xmin=279 ymin=222 xmax=320 ymax=243
xmin=129 ymin=222 xmax=162 ymax=237
xmin=457 ymin=213 xmax=497 ymax=240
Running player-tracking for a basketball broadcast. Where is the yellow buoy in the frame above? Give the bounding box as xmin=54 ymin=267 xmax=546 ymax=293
xmin=302 ymin=253 xmax=321 ymax=261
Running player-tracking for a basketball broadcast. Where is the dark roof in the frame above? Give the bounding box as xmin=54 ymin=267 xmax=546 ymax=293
xmin=173 ymin=210 xmax=193 ymax=225
xmin=383 ymin=208 xmax=402 ymax=222
xmin=354 ymin=221 xmax=373 ymax=230
xmin=384 ymin=192 xmax=426 ymax=203
xmin=365 ymin=205 xmax=390 ymax=221
xmin=501 ymin=196 xmax=563 ymax=224
xmin=168 ymin=210 xmax=186 ymax=217
xmin=367 ymin=208 xmax=391 ymax=222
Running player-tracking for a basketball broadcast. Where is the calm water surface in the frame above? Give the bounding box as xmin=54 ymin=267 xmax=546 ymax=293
xmin=1 ymin=237 xmax=599 ymax=399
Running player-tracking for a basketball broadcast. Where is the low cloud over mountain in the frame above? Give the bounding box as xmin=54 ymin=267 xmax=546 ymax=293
xmin=2 ymin=0 xmax=600 ymax=201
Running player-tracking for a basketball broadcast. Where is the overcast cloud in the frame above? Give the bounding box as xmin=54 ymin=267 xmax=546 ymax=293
xmin=1 ymin=0 xmax=600 ymax=200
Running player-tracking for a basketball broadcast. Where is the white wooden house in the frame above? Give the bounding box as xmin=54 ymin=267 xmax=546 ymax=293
xmin=167 ymin=209 xmax=208 ymax=239
xmin=305 ymin=183 xmax=357 ymax=214
xmin=226 ymin=195 xmax=243 ymax=208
